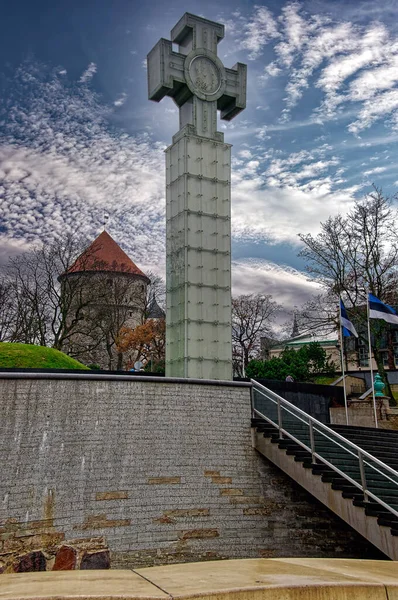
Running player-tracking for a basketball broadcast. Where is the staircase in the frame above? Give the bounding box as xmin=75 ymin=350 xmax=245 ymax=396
xmin=251 ymin=379 xmax=398 ymax=560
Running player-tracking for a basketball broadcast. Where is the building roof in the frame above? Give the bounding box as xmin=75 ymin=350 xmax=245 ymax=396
xmin=65 ymin=231 xmax=149 ymax=280
xmin=147 ymin=296 xmax=165 ymax=319
xmin=285 ymin=332 xmax=338 ymax=346
xmin=270 ymin=331 xmax=338 ymax=350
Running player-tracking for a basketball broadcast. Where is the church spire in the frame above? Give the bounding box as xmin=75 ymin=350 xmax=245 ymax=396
xmin=291 ymin=311 xmax=299 ymax=338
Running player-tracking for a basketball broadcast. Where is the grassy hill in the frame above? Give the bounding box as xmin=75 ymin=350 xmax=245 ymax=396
xmin=0 ymin=342 xmax=89 ymax=370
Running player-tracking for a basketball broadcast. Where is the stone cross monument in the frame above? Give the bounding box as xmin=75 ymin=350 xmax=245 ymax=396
xmin=147 ymin=13 xmax=247 ymax=380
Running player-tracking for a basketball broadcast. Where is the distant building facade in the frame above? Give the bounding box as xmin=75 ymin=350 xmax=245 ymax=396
xmin=267 ymin=328 xmax=398 ymax=373
xmin=60 ymin=231 xmax=150 ymax=370
xmin=344 ymin=326 xmax=398 ymax=372
xmin=267 ymin=332 xmax=340 ymax=367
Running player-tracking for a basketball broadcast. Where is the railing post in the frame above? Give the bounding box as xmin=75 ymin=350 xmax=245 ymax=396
xmin=309 ymin=420 xmax=316 ymax=464
xmin=277 ymin=397 xmax=283 ymax=438
xmin=358 ymin=451 xmax=368 ymax=501
xmin=250 ymin=384 xmax=255 ymax=419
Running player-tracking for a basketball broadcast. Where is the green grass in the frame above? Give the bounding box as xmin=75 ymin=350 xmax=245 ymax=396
xmin=0 ymin=342 xmax=89 ymax=370
xmin=313 ymin=375 xmax=337 ymax=385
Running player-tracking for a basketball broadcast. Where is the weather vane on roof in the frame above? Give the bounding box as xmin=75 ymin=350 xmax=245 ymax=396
xmin=103 ymin=212 xmax=109 ymax=231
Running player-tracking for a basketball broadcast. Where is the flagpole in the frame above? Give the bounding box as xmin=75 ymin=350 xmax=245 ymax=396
xmin=367 ymin=295 xmax=378 ymax=428
xmin=339 ymin=298 xmax=349 ymax=425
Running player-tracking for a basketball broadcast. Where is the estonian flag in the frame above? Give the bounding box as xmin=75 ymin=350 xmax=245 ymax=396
xmin=368 ymin=293 xmax=398 ymax=324
xmin=340 ymin=299 xmax=358 ymax=337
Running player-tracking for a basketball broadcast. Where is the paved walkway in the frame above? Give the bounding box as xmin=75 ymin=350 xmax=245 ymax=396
xmin=1 ymin=558 xmax=398 ymax=600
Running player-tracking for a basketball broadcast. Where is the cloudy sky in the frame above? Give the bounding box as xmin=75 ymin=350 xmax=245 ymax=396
xmin=1 ymin=0 xmax=398 ymax=316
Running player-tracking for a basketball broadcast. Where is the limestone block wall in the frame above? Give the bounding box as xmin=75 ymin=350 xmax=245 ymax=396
xmin=330 ymin=399 xmax=392 ymax=427
xmin=0 ymin=375 xmax=384 ymax=572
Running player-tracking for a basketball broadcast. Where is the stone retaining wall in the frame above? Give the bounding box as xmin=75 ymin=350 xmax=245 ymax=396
xmin=0 ymin=375 xmax=384 ymax=572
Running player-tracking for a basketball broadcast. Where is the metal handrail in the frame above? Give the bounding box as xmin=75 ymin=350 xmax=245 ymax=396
xmin=251 ymin=379 xmax=398 ymax=480
xmin=270 ymin=400 xmax=398 ymax=485
xmin=251 ymin=379 xmax=398 ymax=519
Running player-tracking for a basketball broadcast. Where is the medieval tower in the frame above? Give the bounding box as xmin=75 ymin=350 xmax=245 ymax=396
xmin=60 ymin=231 xmax=150 ymax=369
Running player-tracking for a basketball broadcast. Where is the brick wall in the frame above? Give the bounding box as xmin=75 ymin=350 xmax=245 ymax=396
xmin=0 ymin=375 xmax=384 ymax=571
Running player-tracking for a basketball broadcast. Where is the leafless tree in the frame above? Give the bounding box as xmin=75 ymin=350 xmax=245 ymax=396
xmin=232 ymin=293 xmax=281 ymax=377
xmin=0 ymin=233 xmax=158 ymax=370
xmin=144 ymin=271 xmax=166 ymax=316
xmin=293 ymin=294 xmax=340 ymax=337
xmin=0 ymin=280 xmax=16 ymax=342
xmin=1 ymin=235 xmax=107 ymax=353
xmin=298 ymin=187 xmax=398 ymax=389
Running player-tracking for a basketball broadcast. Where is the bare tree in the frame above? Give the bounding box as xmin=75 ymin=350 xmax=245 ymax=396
xmin=294 ymin=293 xmax=340 ymax=336
xmin=0 ymin=280 xmax=16 ymax=342
xmin=298 ymin=187 xmax=398 ymax=391
xmin=0 ymin=234 xmax=154 ymax=370
xmin=232 ymin=294 xmax=280 ymax=376
xmin=2 ymin=235 xmax=107 ymax=353
xmin=144 ymin=271 xmax=166 ymax=316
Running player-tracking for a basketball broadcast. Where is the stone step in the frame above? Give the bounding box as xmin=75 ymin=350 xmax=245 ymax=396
xmin=331 ymin=425 xmax=398 ymax=437
xmin=365 ymin=506 xmax=398 ymax=519
xmin=331 ymin=479 xmax=362 ymax=491
xmin=294 ymin=452 xmax=312 ymax=462
xmin=342 ymin=491 xmax=365 ymax=501
xmin=254 ymin=415 xmax=398 ymax=543
xmin=354 ymin=500 xmax=398 ymax=512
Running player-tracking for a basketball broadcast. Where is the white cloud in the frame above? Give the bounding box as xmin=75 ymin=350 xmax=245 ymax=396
xmin=79 ymin=62 xmax=97 ymax=83
xmin=239 ymin=6 xmax=280 ymax=60
xmin=255 ymin=125 xmax=270 ymax=140
xmin=274 ymin=1 xmax=313 ymax=68
xmin=348 ymin=89 xmax=398 ymax=134
xmin=247 ymin=2 xmax=398 ymax=133
xmin=349 ymin=54 xmax=398 ymax=102
xmin=0 ymin=60 xmax=165 ymax=270
xmin=232 ymin=258 xmax=322 ymax=314
xmin=363 ymin=166 xmax=388 ymax=176
xmin=317 ymin=23 xmax=388 ymax=94
xmin=0 ymin=236 xmax=32 ymax=266
xmin=263 ymin=63 xmax=282 ymax=77
xmin=231 ymin=151 xmax=356 ymax=245
xmin=114 ymin=93 xmax=128 ymax=107
xmin=262 ymin=5 xmax=360 ymax=119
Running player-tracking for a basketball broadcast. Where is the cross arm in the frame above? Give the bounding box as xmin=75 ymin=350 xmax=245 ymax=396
xmin=217 ymin=63 xmax=247 ymax=121
xmin=171 ymin=13 xmax=224 ymax=54
xmin=147 ymin=39 xmax=190 ymax=106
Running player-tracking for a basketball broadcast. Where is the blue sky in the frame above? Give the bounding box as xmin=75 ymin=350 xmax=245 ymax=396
xmin=2 ymin=0 xmax=398 ymax=315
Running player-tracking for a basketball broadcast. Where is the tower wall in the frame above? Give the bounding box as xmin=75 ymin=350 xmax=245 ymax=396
xmin=63 ymin=272 xmax=148 ymax=369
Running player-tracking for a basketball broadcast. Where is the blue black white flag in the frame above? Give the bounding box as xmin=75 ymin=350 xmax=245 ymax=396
xmin=368 ymin=293 xmax=398 ymax=324
xmin=340 ymin=299 xmax=358 ymax=337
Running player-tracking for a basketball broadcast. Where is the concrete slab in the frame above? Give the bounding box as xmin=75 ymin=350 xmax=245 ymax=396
xmin=274 ymin=558 xmax=398 ymax=599
xmin=1 ymin=559 xmax=397 ymax=600
xmin=0 ymin=569 xmax=169 ymax=600
xmin=136 ymin=558 xmax=390 ymax=599
xmin=273 ymin=558 xmax=398 ymax=583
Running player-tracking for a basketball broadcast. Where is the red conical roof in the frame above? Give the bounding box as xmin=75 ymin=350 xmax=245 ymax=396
xmin=66 ymin=231 xmax=149 ymax=279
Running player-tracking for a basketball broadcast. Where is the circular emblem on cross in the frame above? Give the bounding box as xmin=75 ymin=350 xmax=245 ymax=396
xmin=184 ymin=48 xmax=226 ymax=102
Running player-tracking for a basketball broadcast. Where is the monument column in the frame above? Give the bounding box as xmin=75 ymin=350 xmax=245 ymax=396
xmin=148 ymin=13 xmax=247 ymax=379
